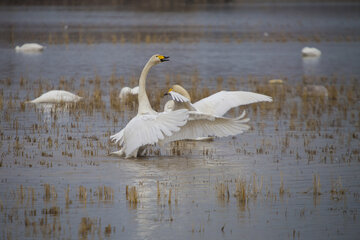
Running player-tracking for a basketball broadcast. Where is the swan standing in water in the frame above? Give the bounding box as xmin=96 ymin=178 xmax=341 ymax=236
xmin=110 ymin=54 xmax=189 ymax=158
xmin=28 ymin=90 xmax=82 ymax=103
xmin=15 ymin=43 xmax=45 ymax=52
xmin=110 ymin=55 xmax=252 ymax=158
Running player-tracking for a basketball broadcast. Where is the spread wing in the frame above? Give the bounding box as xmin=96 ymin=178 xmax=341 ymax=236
xmin=168 ymin=91 xmax=190 ymax=103
xmin=168 ymin=91 xmax=197 ymax=111
xmin=119 ymin=86 xmax=139 ymax=101
xmin=111 ymin=109 xmax=189 ymax=157
xmin=161 ymin=111 xmax=250 ymax=143
xmin=193 ymin=91 xmax=273 ymax=116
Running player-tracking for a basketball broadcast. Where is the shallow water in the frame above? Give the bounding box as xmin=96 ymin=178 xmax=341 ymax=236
xmin=1 ymin=3 xmax=360 ymax=240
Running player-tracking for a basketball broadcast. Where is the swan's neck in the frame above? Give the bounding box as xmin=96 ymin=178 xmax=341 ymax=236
xmin=138 ymin=60 xmax=154 ymax=114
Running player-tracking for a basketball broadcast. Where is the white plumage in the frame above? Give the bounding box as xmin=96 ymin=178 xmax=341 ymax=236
xmin=110 ymin=57 xmax=272 ymax=158
xmin=163 ymin=85 xmax=272 ymax=141
xmin=111 ymin=109 xmax=189 ymax=156
xmin=159 ymin=111 xmax=250 ymax=143
xmin=192 ymin=90 xmax=273 ymax=116
xmin=110 ymin=54 xmax=189 ymax=158
xmin=302 ymin=47 xmax=321 ymax=57
xmin=166 ymin=86 xmax=273 ymax=116
xmin=119 ymin=86 xmax=139 ymax=101
xmin=29 ymin=90 xmax=82 ymax=104
xmin=15 ymin=43 xmax=45 ymax=52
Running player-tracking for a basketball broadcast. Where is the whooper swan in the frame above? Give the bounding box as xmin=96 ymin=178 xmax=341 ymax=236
xmin=119 ymin=86 xmax=139 ymax=102
xmin=15 ymin=43 xmax=45 ymax=52
xmin=158 ymin=84 xmax=271 ymax=142
xmin=28 ymin=90 xmax=82 ymax=104
xmin=302 ymin=47 xmax=321 ymax=57
xmin=110 ymin=54 xmax=189 ymax=158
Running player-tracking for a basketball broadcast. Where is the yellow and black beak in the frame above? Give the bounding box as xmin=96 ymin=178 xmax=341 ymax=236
xmin=163 ymin=88 xmax=173 ymax=96
xmin=158 ymin=55 xmax=170 ymax=62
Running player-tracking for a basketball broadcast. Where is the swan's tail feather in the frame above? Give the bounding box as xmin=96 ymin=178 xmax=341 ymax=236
xmin=110 ymin=129 xmax=125 ymax=145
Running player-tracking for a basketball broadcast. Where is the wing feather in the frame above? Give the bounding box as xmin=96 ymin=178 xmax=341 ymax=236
xmin=168 ymin=91 xmax=190 ymax=103
xmin=111 ymin=109 xmax=189 ymax=157
xmin=193 ymin=91 xmax=272 ymax=116
xmin=161 ymin=111 xmax=250 ymax=143
xmin=168 ymin=91 xmax=198 ymax=111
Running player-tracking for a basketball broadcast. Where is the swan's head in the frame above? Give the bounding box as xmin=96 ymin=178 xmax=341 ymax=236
xmin=165 ymin=84 xmax=191 ymax=101
xmin=150 ymin=54 xmax=169 ymax=65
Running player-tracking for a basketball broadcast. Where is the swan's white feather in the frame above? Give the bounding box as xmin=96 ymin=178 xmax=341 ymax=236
xmin=113 ymin=109 xmax=189 ymax=157
xmin=15 ymin=43 xmax=44 ymax=52
xmin=119 ymin=86 xmax=139 ymax=100
xmin=30 ymin=90 xmax=82 ymax=103
xmin=302 ymin=47 xmax=321 ymax=57
xmin=168 ymin=91 xmax=191 ymax=103
xmin=161 ymin=111 xmax=249 ymax=143
xmin=192 ymin=91 xmax=273 ymax=116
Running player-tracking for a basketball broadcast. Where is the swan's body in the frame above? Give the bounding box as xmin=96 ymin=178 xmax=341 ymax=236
xmin=119 ymin=86 xmax=139 ymax=102
xmin=110 ymin=55 xmax=189 ymax=158
xmin=160 ymin=84 xmax=274 ymax=142
xmin=303 ymin=85 xmax=328 ymax=98
xmin=29 ymin=90 xmax=82 ymax=104
xmin=165 ymin=84 xmax=273 ymax=116
xmin=110 ymin=56 xmax=255 ymax=158
xmin=15 ymin=43 xmax=45 ymax=52
xmin=163 ymin=85 xmax=255 ymax=141
xmin=302 ymin=47 xmax=321 ymax=57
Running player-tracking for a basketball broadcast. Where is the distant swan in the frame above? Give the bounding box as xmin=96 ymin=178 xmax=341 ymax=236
xmin=15 ymin=43 xmax=45 ymax=52
xmin=28 ymin=90 xmax=82 ymax=104
xmin=303 ymin=85 xmax=328 ymax=98
xmin=302 ymin=47 xmax=321 ymax=57
xmin=119 ymin=86 xmax=139 ymax=102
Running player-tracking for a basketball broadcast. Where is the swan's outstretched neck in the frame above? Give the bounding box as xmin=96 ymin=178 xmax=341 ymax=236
xmin=138 ymin=60 xmax=154 ymax=114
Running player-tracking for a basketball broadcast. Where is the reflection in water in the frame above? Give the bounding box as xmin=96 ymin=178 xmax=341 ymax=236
xmin=302 ymin=56 xmax=321 ymax=76
xmin=32 ymin=103 xmax=72 ymax=124
xmin=15 ymin=50 xmax=43 ymax=56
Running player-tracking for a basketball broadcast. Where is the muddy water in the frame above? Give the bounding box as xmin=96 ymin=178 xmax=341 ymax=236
xmin=0 ymin=3 xmax=360 ymax=240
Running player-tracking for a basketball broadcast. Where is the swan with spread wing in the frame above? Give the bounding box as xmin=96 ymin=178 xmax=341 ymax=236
xmin=160 ymin=84 xmax=272 ymax=142
xmin=110 ymin=54 xmax=190 ymax=158
xmin=164 ymin=84 xmax=272 ymax=116
xmin=110 ymin=55 xmax=255 ymax=158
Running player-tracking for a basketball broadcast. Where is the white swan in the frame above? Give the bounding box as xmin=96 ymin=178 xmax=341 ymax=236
xmin=157 ymin=84 xmax=273 ymax=142
xmin=110 ymin=54 xmax=190 ymax=158
xmin=303 ymin=85 xmax=328 ymax=98
xmin=164 ymin=84 xmax=273 ymax=116
xmin=15 ymin=43 xmax=45 ymax=52
xmin=28 ymin=90 xmax=82 ymax=104
xmin=110 ymin=55 xmax=253 ymax=158
xmin=302 ymin=47 xmax=321 ymax=57
xmin=119 ymin=86 xmax=139 ymax=102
